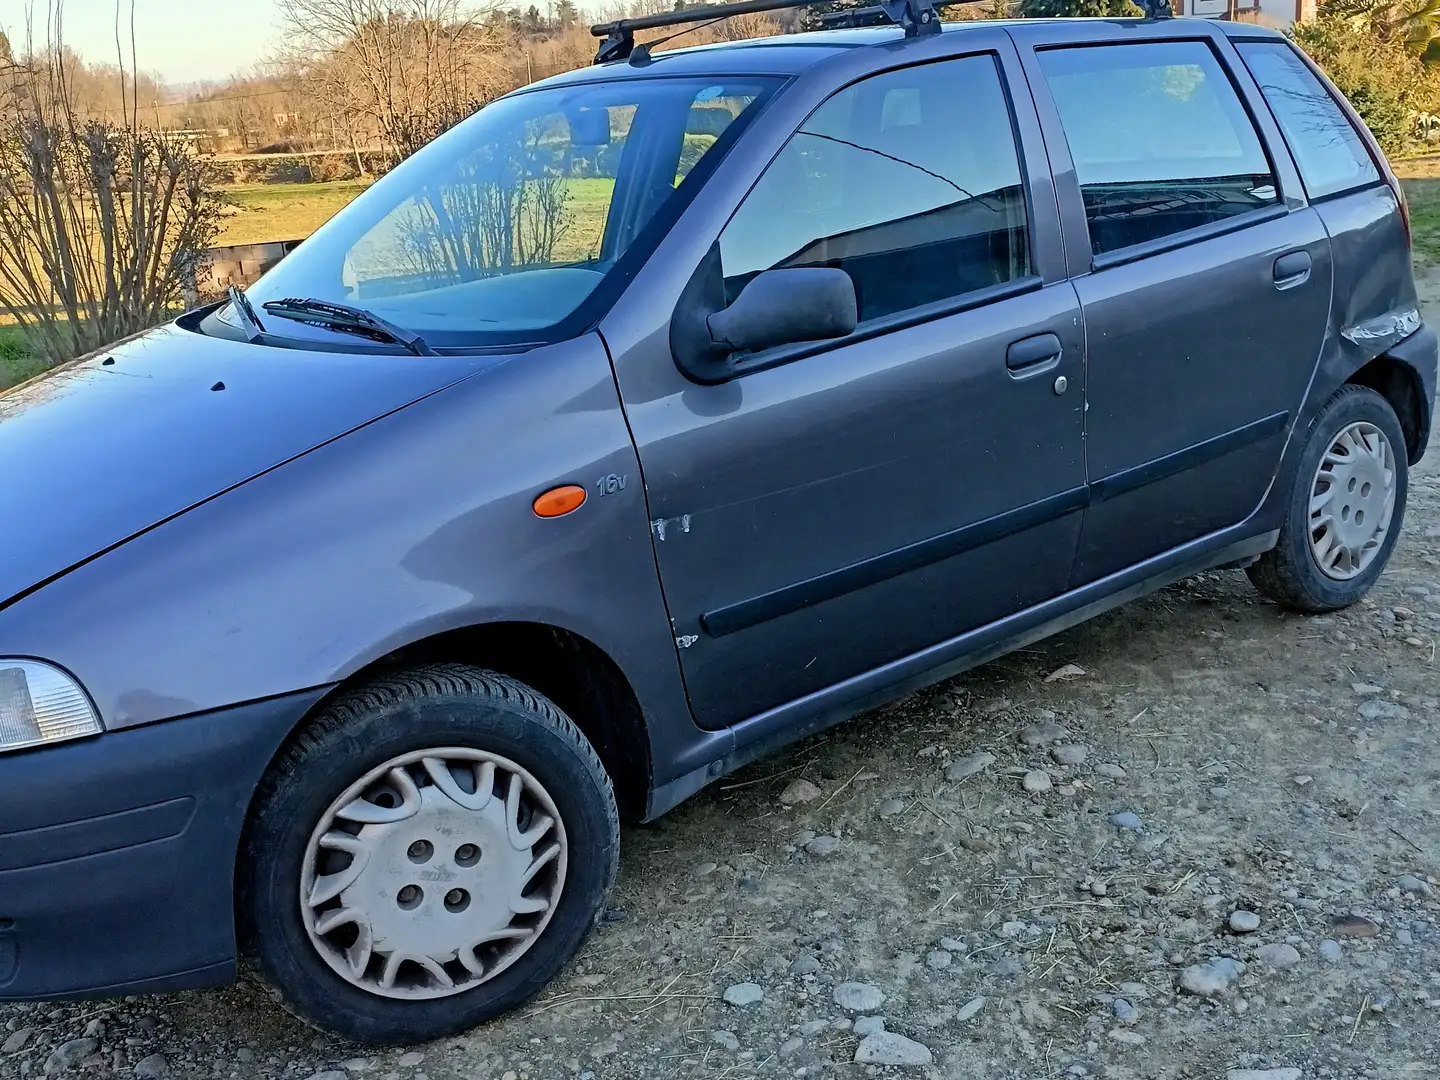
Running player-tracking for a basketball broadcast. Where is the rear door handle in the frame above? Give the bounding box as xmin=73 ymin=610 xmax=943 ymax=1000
xmin=1273 ymin=250 xmax=1312 ymax=289
xmin=1006 ymin=333 xmax=1063 ymax=376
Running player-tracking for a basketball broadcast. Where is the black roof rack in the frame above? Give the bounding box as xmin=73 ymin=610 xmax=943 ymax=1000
xmin=591 ymin=0 xmax=1172 ymax=64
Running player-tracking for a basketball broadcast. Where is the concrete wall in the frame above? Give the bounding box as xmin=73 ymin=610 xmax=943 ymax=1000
xmin=190 ymin=239 xmax=302 ymax=301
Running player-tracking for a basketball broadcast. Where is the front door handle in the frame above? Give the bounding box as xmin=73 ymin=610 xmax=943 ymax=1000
xmin=1273 ymin=250 xmax=1312 ymax=289
xmin=1006 ymin=333 xmax=1063 ymax=377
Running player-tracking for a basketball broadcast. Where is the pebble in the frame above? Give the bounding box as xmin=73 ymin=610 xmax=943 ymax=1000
xmin=780 ymin=779 xmax=822 ymax=806
xmin=1351 ymin=682 xmax=1386 ymax=695
xmin=1112 ymin=811 xmax=1143 ymax=830
xmin=1020 ymin=721 xmax=1069 ymax=746
xmin=1314 ymin=851 xmax=1333 ymax=872
xmin=853 ymin=1032 xmax=933 ymax=1067
xmin=81 ymin=1018 xmax=106 ymax=1039
xmin=789 ymin=953 xmax=821 ymax=976
xmin=711 ymin=1030 xmax=740 ymax=1052
xmin=1094 ymin=763 xmax=1127 ymax=779
xmin=853 ymin=1015 xmax=886 ymax=1036
xmin=397 ymin=1052 xmax=424 ymax=1068
xmin=833 ymin=982 xmax=886 ymax=1012
xmin=307 ymin=1073 xmax=346 ymax=1080
xmin=1319 ymin=939 xmax=1343 ymax=961
xmin=1226 ymin=1071 xmax=1301 ymax=1080
xmin=1331 ymin=914 xmax=1381 ymax=937
xmin=1359 ymin=699 xmax=1410 ymax=720
xmin=876 ymin=797 xmax=906 ymax=817
xmin=805 ymin=835 xmax=840 ymax=857
xmin=1107 ymin=1029 xmax=1146 ymax=1047
xmin=1089 ymin=881 xmax=1108 ymax=897
xmin=133 ymin=1055 xmax=168 ymax=1080
xmin=1052 ymin=743 xmax=1088 ymax=766
xmin=1022 ymin=769 xmax=1052 ymax=793
xmin=1256 ymin=943 xmax=1301 ymax=969
xmin=924 ymin=949 xmax=952 ymax=970
xmin=2 ymin=1028 xmax=32 ymax=1053
xmin=944 ymin=751 xmax=996 ymax=782
xmin=956 ymin=996 xmax=986 ymax=1023
xmin=693 ymin=861 xmax=718 ymax=877
xmin=1397 ymin=927 xmax=1415 ymax=946
xmin=1179 ymin=957 xmax=1246 ymax=998
xmin=778 ymin=1037 xmax=804 ymax=1058
xmin=938 ymin=937 xmax=965 ymax=953
xmin=799 ymin=1020 xmax=829 ymax=1037
xmin=1113 ymin=998 xmax=1140 ymax=1024
xmin=236 ymin=1049 xmax=256 ymax=1064
xmin=723 ymin=982 xmax=764 ymax=1007
xmin=1229 ymin=910 xmax=1262 ymax=933
xmin=44 ymin=1039 xmax=99 ymax=1075
xmin=1399 ymin=873 xmax=1433 ymax=897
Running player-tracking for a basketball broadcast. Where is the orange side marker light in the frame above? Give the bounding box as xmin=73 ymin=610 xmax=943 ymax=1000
xmin=533 ymin=484 xmax=587 ymax=518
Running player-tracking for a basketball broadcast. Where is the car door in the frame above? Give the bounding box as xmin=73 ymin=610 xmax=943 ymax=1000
xmin=603 ymin=41 xmax=1087 ymax=730
xmin=1012 ymin=24 xmax=1333 ymax=584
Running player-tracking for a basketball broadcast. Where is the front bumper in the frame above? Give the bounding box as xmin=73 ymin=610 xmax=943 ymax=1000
xmin=0 ymin=688 xmax=326 ymax=999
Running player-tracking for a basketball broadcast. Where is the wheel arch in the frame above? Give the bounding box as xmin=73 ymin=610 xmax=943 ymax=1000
xmin=1345 ymin=352 xmax=1428 ymax=465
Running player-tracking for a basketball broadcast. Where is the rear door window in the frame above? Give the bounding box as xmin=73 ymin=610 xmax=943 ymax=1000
xmin=1236 ymin=42 xmax=1380 ymax=200
xmin=1037 ymin=42 xmax=1279 ymax=257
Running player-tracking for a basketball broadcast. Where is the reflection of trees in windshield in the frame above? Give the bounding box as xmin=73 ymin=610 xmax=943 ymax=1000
xmin=394 ymin=118 xmax=576 ymax=287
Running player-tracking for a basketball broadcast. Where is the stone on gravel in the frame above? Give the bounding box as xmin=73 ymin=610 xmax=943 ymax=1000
xmin=1023 ymin=769 xmax=1052 ymax=793
xmin=81 ymin=1018 xmax=106 ymax=1039
xmin=944 ymin=751 xmax=996 ymax=782
xmin=789 ymin=952 xmax=821 ymax=976
xmin=799 ymin=1020 xmax=829 ymax=1036
xmin=1319 ymin=939 xmax=1342 ymax=961
xmin=853 ymin=1032 xmax=933 ymax=1067
xmin=778 ymin=1037 xmax=804 ymax=1058
xmin=134 ymin=1055 xmax=168 ymax=1080
xmin=805 ymin=835 xmax=840 ymax=856
xmin=956 ymin=996 xmax=986 ymax=1023
xmin=1226 ymin=1070 xmax=1301 ymax=1080
xmin=1108 ymin=1029 xmax=1147 ymax=1047
xmin=711 ymin=1030 xmax=740 ymax=1052
xmin=924 ymin=949 xmax=952 ymax=970
xmin=834 ymin=982 xmax=886 ymax=1012
xmin=44 ymin=1038 xmax=99 ymax=1075
xmin=1094 ymin=762 xmax=1127 ymax=779
xmin=307 ymin=1073 xmax=346 ymax=1080
xmin=876 ymin=797 xmax=906 ymax=817
xmin=780 ymin=778 xmax=822 ymax=805
xmin=1256 ymin=943 xmax=1301 ymax=970
xmin=1229 ymin=910 xmax=1262 ymax=933
xmin=1351 ymin=682 xmax=1385 ymax=695
xmin=1020 ymin=721 xmax=1069 ymax=746
xmin=1112 ymin=811 xmax=1143 ymax=830
xmin=1330 ymin=914 xmax=1381 ymax=937
xmin=397 ymin=1052 xmax=424 ymax=1068
xmin=853 ymin=1015 xmax=886 ymax=1036
xmin=2 ymin=1028 xmax=32 ymax=1053
xmin=723 ymin=982 xmax=764 ymax=1007
xmin=1399 ymin=873 xmax=1433 ymax=896
xmin=1179 ymin=957 xmax=1246 ymax=998
xmin=1052 ymin=743 xmax=1088 ymax=766
xmin=1359 ymin=699 xmax=1409 ymax=720
xmin=1113 ymin=998 xmax=1140 ymax=1024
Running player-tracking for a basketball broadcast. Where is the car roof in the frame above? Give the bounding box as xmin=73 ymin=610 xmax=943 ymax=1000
xmin=521 ymin=17 xmax=1288 ymax=91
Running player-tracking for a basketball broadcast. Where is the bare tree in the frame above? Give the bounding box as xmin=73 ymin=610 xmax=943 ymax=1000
xmin=279 ymin=0 xmax=510 ymax=165
xmin=0 ymin=2 xmax=222 ymax=367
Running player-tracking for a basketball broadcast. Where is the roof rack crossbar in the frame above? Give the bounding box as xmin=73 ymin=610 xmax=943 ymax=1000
xmin=590 ymin=0 xmax=945 ymax=64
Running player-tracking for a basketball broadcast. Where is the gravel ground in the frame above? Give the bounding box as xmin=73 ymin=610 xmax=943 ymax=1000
xmin=6 ymin=292 xmax=1440 ymax=1080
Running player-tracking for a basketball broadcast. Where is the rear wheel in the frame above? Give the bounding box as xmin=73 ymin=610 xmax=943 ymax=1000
xmin=1248 ymin=384 xmax=1408 ymax=612
xmin=239 ymin=665 xmax=619 ymax=1045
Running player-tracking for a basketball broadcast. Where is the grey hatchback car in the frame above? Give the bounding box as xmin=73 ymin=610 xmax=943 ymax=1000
xmin=1 ymin=3 xmax=1435 ymax=1045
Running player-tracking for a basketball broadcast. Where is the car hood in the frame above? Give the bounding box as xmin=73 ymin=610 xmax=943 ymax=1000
xmin=0 ymin=323 xmax=494 ymax=608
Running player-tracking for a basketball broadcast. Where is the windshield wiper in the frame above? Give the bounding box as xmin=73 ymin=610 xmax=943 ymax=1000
xmin=260 ymin=297 xmax=437 ymax=356
xmin=227 ymin=285 xmax=266 ymax=343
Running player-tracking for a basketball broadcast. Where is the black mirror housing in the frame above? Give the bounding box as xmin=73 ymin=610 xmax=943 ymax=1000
xmin=706 ymin=268 xmax=857 ymax=355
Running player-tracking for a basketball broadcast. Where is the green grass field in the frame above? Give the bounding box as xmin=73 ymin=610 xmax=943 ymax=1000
xmin=218 ymin=180 xmax=375 ymax=247
xmin=0 ymin=325 xmax=47 ymax=391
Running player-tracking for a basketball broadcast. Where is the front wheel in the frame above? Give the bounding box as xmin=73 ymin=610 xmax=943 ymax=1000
xmin=1248 ymin=384 xmax=1408 ymax=613
xmin=238 ymin=665 xmax=620 ymax=1045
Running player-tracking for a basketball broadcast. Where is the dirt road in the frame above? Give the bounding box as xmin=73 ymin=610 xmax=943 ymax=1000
xmin=5 ymin=292 xmax=1440 ymax=1080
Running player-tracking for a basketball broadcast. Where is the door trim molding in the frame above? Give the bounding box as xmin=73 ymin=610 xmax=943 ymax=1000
xmin=700 ymin=485 xmax=1089 ymax=638
xmin=1089 ymin=410 xmax=1289 ymax=503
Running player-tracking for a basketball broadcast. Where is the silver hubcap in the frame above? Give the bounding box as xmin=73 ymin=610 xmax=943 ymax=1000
xmin=301 ymin=748 xmax=567 ymax=999
xmin=1309 ymin=420 xmax=1396 ymax=581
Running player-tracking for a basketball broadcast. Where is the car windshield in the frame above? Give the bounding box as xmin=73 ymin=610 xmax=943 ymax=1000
xmin=226 ymin=75 xmax=779 ymax=350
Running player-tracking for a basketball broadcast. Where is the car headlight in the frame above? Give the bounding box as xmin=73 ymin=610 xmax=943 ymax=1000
xmin=0 ymin=659 xmax=103 ymax=753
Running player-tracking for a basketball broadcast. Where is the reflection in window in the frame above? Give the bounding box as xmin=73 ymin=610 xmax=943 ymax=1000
xmin=719 ymin=55 xmax=1030 ymax=324
xmin=1237 ymin=42 xmax=1380 ymax=200
xmin=1039 ymin=42 xmax=1280 ymax=256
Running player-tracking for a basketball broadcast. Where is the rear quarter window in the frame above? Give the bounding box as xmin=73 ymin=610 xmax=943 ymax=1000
xmin=1236 ymin=42 xmax=1381 ymax=200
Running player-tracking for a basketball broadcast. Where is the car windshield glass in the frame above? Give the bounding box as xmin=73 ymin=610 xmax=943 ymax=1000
xmin=229 ymin=75 xmax=778 ymax=349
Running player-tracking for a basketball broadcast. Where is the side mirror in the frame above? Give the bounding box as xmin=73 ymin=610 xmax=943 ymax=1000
xmin=706 ymin=268 xmax=857 ymax=355
xmin=567 ymin=106 xmax=612 ymax=147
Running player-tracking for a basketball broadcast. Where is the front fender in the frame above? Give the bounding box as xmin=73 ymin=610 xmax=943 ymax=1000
xmin=0 ymin=333 xmax=697 ymax=780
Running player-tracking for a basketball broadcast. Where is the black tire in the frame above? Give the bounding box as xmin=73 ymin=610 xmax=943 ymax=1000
xmin=1248 ymin=384 xmax=1408 ymax=613
xmin=238 ymin=664 xmax=620 ymax=1045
